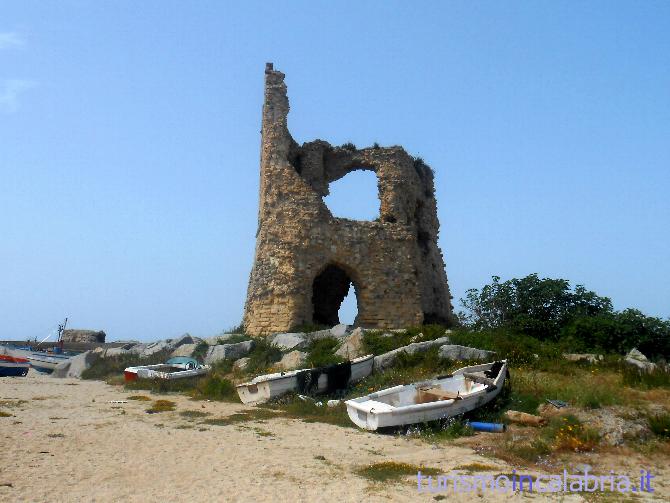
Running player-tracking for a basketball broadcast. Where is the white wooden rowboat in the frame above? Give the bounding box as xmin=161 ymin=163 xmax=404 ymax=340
xmin=236 ymin=354 xmax=374 ymax=405
xmin=345 ymin=360 xmax=508 ymax=430
xmin=124 ymin=357 xmax=210 ymax=382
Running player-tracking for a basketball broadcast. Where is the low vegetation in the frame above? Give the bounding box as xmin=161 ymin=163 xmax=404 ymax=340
xmin=146 ymin=399 xmax=176 ymax=414
xmin=305 ymin=337 xmax=344 ymax=367
xmin=354 ymin=461 xmax=440 ymax=482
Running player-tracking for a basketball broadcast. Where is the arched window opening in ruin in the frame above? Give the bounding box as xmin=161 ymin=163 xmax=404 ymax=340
xmin=312 ymin=264 xmax=358 ymax=326
xmin=323 ymin=169 xmax=380 ymax=221
xmin=338 ymin=284 xmax=358 ymax=325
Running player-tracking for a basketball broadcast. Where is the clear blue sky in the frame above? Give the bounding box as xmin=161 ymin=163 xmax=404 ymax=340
xmin=2 ymin=1 xmax=668 ymax=341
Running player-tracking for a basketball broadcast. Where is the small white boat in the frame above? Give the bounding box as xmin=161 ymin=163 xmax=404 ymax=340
xmin=236 ymin=354 xmax=374 ymax=405
xmin=345 ymin=360 xmax=508 ymax=431
xmin=124 ymin=357 xmax=210 ymax=382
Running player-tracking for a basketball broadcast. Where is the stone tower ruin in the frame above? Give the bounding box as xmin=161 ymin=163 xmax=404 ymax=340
xmin=243 ymin=63 xmax=453 ymax=336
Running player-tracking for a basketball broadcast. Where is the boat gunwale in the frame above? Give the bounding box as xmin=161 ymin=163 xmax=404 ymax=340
xmin=235 ymin=354 xmax=374 ymax=389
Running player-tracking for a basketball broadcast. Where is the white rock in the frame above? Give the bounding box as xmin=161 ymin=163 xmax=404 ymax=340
xmin=334 ymin=327 xmax=365 ymax=359
xmin=330 ymin=324 xmax=349 ymax=338
xmin=51 ymin=351 xmax=100 ymax=379
xmin=171 ymin=343 xmax=198 ymax=358
xmin=625 ymin=348 xmax=656 ymax=373
xmin=271 ymin=332 xmax=307 ymax=351
xmin=233 ymin=357 xmax=251 ymax=372
xmin=563 ymin=353 xmax=603 ymax=364
xmin=438 ymin=345 xmax=496 ymax=362
xmin=204 ymin=340 xmax=255 ymax=365
xmin=278 ymin=350 xmax=307 ymax=370
xmin=373 ymin=336 xmax=451 ymax=371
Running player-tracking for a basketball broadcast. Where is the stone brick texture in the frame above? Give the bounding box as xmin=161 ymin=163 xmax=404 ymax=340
xmin=243 ymin=63 xmax=453 ymax=336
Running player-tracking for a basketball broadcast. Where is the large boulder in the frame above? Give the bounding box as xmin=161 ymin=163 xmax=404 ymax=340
xmin=102 ymin=347 xmax=132 ymax=358
xmin=204 ymin=340 xmax=255 ymax=365
xmin=334 ymin=328 xmax=365 ymax=359
xmin=139 ymin=334 xmax=199 ymax=358
xmin=625 ymin=348 xmax=657 ymax=373
xmin=61 ymin=329 xmax=106 ymax=344
xmin=278 ymin=350 xmax=307 ymax=370
xmin=51 ymin=350 xmax=100 ymax=378
xmin=171 ymin=343 xmax=198 ymax=358
xmin=203 ymin=334 xmax=240 ymax=345
xmin=270 ymin=332 xmax=307 ymax=351
xmin=233 ymin=357 xmax=251 ymax=372
xmin=330 ymin=324 xmax=350 ymax=338
xmin=373 ymin=336 xmax=451 ymax=371
xmin=438 ymin=344 xmax=496 ymax=362
xmin=563 ymin=353 xmax=603 ymax=364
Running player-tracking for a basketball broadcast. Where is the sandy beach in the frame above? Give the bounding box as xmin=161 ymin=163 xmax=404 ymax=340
xmin=4 ymin=372 xmax=667 ymax=502
xmin=0 ymin=373 xmax=514 ymax=502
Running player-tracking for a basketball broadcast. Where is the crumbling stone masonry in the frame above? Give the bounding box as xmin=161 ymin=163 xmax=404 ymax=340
xmin=243 ymin=63 xmax=453 ymax=336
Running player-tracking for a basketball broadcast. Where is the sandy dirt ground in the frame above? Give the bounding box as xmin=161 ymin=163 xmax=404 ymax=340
xmin=0 ymin=373 xmax=664 ymax=502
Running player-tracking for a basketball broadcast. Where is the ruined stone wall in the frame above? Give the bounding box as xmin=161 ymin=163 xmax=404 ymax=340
xmin=243 ymin=63 xmax=453 ymax=336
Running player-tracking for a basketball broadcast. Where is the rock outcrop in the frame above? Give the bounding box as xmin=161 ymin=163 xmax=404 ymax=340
xmin=204 ymin=340 xmax=255 ymax=365
xmin=438 ymin=344 xmax=496 ymax=362
xmin=373 ymin=336 xmax=451 ymax=371
xmin=51 ymin=350 xmax=100 ymax=378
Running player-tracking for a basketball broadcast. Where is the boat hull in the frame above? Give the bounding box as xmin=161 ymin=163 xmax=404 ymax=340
xmin=26 ymin=354 xmax=72 ymax=374
xmin=0 ymin=354 xmax=30 ymax=377
xmin=345 ymin=360 xmax=508 ymax=431
xmin=236 ymin=354 xmax=374 ymax=405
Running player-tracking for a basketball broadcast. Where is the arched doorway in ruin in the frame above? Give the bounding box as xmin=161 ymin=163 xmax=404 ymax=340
xmin=311 ymin=263 xmax=360 ymax=326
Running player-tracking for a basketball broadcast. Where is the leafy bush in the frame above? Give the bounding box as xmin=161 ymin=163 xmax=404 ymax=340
xmin=306 ymin=337 xmax=344 ymax=367
xmin=648 ymin=413 xmax=670 ymax=439
xmin=459 ymin=274 xmax=670 ymax=359
xmin=246 ymin=338 xmax=282 ymax=373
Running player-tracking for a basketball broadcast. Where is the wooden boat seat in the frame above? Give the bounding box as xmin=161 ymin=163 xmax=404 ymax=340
xmin=462 ymin=372 xmax=495 ymax=386
xmin=415 ymin=386 xmax=462 ymax=404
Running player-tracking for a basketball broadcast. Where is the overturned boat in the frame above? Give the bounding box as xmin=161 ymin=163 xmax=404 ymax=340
xmin=236 ymin=354 xmax=374 ymax=405
xmin=345 ymin=360 xmax=508 ymax=431
xmin=124 ymin=357 xmax=210 ymax=382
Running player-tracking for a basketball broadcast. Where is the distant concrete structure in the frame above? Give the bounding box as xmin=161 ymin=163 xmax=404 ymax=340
xmin=243 ymin=63 xmax=453 ymax=336
xmin=61 ymin=329 xmax=106 ymax=344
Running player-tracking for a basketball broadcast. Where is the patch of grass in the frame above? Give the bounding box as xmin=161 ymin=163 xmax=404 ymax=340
xmin=221 ymin=334 xmax=251 ymax=345
xmin=179 ymin=410 xmax=210 ymax=419
xmin=545 ymin=414 xmax=599 ymax=452
xmin=47 ymin=433 xmax=65 ymax=438
xmin=262 ymin=394 xmax=353 ymax=428
xmin=0 ymin=411 xmax=12 ymax=417
xmin=203 ymin=409 xmax=280 ymax=426
xmin=355 ymin=461 xmax=440 ymax=482
xmin=305 ymin=337 xmax=345 ymax=367
xmin=362 ymin=325 xmax=448 ymax=356
xmin=146 ymin=399 xmax=176 ymax=414
xmin=453 ymin=463 xmax=499 ymax=472
xmin=191 ymin=341 xmax=208 ymax=363
xmin=225 ymin=322 xmax=246 ymax=334
xmin=127 ymin=395 xmax=152 ymax=401
xmin=246 ymin=338 xmax=283 ymax=373
xmin=411 ymin=417 xmax=475 ymax=441
xmin=648 ymin=413 xmax=670 ymax=438
xmin=193 ymin=375 xmax=238 ymax=401
xmin=0 ymin=399 xmax=26 ymax=408
xmin=621 ymin=366 xmax=670 ymax=389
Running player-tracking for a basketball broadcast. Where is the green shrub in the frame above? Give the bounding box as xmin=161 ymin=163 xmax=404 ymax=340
xmin=191 ymin=341 xmax=209 ymax=363
xmin=246 ymin=339 xmax=282 ymax=373
xmin=306 ymin=337 xmax=344 ymax=367
xmin=648 ymin=413 xmax=670 ymax=439
xmin=194 ymin=375 xmax=237 ymax=401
